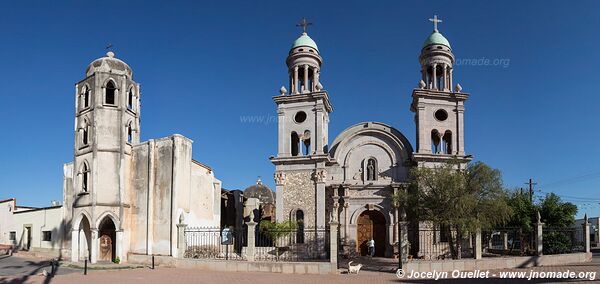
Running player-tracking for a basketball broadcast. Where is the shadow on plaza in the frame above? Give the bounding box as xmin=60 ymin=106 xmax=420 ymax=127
xmin=0 ymin=258 xmax=57 ymax=284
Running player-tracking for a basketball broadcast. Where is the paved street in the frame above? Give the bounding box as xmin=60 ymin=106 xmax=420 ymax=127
xmin=0 ymin=250 xmax=598 ymax=284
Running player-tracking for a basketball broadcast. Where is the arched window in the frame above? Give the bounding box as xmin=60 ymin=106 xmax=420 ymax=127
xmin=366 ymin=158 xmax=378 ymax=181
xmin=105 ymin=81 xmax=116 ymax=105
xmin=442 ymin=131 xmax=452 ymax=154
xmin=291 ymin=132 xmax=299 ymax=156
xmin=81 ymin=162 xmax=90 ymax=192
xmin=302 ymin=130 xmax=311 ymax=156
xmin=296 ymin=210 xmax=304 ymax=244
xmin=81 ymin=86 xmax=90 ymax=109
xmin=127 ymin=123 xmax=133 ymax=144
xmin=431 ymin=130 xmax=441 ymax=154
xmin=127 ymin=88 xmax=134 ymax=110
xmin=80 ymin=119 xmax=89 ymax=146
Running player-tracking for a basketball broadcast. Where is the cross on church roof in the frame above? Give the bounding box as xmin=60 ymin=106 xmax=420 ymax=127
xmin=296 ymin=17 xmax=313 ymax=33
xmin=105 ymin=43 xmax=113 ymax=52
xmin=429 ymin=15 xmax=442 ymax=32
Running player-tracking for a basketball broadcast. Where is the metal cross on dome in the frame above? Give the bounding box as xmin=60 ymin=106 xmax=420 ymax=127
xmin=105 ymin=43 xmax=113 ymax=52
xmin=296 ymin=17 xmax=313 ymax=33
xmin=429 ymin=15 xmax=443 ymax=31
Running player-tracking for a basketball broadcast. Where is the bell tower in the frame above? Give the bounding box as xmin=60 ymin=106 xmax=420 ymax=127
xmin=411 ymin=15 xmax=472 ymax=168
xmin=271 ymin=19 xmax=332 ymax=228
xmin=70 ymin=50 xmax=140 ymax=263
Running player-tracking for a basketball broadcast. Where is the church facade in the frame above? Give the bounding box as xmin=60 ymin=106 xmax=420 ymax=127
xmin=272 ymin=18 xmax=471 ymax=257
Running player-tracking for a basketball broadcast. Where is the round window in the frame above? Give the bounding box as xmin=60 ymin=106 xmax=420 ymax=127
xmin=294 ymin=111 xmax=307 ymax=123
xmin=434 ymin=109 xmax=448 ymax=121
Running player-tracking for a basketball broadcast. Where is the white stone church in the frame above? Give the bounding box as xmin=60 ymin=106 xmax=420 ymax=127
xmin=0 ymin=51 xmax=222 ymax=263
xmin=272 ymin=18 xmax=471 ymax=257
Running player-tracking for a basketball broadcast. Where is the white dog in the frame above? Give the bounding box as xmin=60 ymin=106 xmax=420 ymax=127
xmin=348 ymin=261 xmax=363 ymax=274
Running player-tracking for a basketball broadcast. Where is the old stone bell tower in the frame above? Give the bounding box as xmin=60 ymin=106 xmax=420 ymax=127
xmin=68 ymin=51 xmax=140 ymax=263
xmin=411 ymin=15 xmax=472 ymax=168
xmin=271 ymin=21 xmax=332 ymax=228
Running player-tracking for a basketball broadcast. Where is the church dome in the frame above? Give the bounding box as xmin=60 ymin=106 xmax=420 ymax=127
xmin=85 ymin=51 xmax=133 ymax=78
xmin=243 ymin=178 xmax=275 ymax=204
xmin=291 ymin=32 xmax=319 ymax=52
xmin=422 ymin=31 xmax=451 ymax=49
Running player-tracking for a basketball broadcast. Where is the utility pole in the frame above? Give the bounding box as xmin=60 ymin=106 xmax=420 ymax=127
xmin=525 ymin=178 xmax=537 ymax=202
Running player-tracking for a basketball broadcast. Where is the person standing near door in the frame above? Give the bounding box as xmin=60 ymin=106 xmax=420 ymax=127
xmin=367 ymin=238 xmax=375 ymax=257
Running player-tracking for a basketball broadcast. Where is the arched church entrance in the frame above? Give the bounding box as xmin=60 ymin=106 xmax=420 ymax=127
xmin=98 ymin=217 xmax=116 ymax=262
xmin=357 ymin=210 xmax=386 ymax=257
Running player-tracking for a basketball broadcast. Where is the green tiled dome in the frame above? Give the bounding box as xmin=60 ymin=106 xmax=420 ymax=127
xmin=423 ymin=31 xmax=451 ymax=49
xmin=291 ymin=32 xmax=319 ymax=52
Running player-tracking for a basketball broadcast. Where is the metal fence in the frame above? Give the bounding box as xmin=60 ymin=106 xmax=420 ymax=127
xmin=183 ymin=227 xmax=247 ymax=260
xmin=254 ymin=226 xmax=329 ymax=262
xmin=406 ymin=227 xmax=473 ymax=260
xmin=543 ymin=227 xmax=585 ymax=255
xmin=482 ymin=227 xmax=535 ymax=257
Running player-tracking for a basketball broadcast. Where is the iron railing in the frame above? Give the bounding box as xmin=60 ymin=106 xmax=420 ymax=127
xmin=543 ymin=227 xmax=585 ymax=254
xmin=183 ymin=227 xmax=247 ymax=260
xmin=482 ymin=227 xmax=535 ymax=257
xmin=406 ymin=227 xmax=473 ymax=261
xmin=254 ymin=226 xmax=329 ymax=262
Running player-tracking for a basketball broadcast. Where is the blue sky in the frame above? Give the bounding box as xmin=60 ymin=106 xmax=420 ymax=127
xmin=0 ymin=1 xmax=598 ymax=218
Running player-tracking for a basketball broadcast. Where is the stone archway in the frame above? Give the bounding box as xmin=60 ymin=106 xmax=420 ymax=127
xmin=98 ymin=217 xmax=116 ymax=262
xmin=78 ymin=216 xmax=92 ymax=261
xmin=356 ymin=210 xmax=386 ymax=257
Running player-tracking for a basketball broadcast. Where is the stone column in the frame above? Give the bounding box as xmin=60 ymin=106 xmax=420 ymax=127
xmin=176 ymin=223 xmax=187 ymax=258
xmin=442 ymin=64 xmax=448 ymax=91
xmin=246 ymin=221 xmax=256 ymax=261
xmin=503 ymin=232 xmax=508 ymax=250
xmin=456 ymin=105 xmax=465 ymax=155
xmin=329 ymin=221 xmax=339 ymax=269
xmin=474 ymin=229 xmax=482 ymax=259
xmin=293 ymin=66 xmax=299 ymax=94
xmin=449 ymin=68 xmax=453 ymax=92
xmin=116 ymin=230 xmax=124 ymax=262
xmin=343 ymin=202 xmax=349 ymax=239
xmin=417 ymin=106 xmax=430 ymax=153
xmin=71 ymin=229 xmax=79 ymax=262
xmin=535 ymin=212 xmax=544 ymax=256
xmin=583 ymin=214 xmax=591 ymax=253
xmin=399 ymin=220 xmax=408 ymax=262
xmin=303 ymin=65 xmax=309 ymax=93
xmin=432 ymin=64 xmax=437 ymax=90
xmin=315 ymin=107 xmax=324 ymax=154
xmin=316 ymin=180 xmax=326 ymax=228
xmin=90 ymin=228 xmax=98 ymax=264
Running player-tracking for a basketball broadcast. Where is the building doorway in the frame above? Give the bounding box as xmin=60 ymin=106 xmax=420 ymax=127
xmin=23 ymin=226 xmax=32 ymax=251
xmin=356 ymin=210 xmax=386 ymax=257
xmin=98 ymin=217 xmax=116 ymax=262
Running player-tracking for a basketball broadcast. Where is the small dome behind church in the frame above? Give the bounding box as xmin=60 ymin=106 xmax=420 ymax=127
xmin=85 ymin=51 xmax=133 ymax=78
xmin=243 ymin=178 xmax=275 ymax=204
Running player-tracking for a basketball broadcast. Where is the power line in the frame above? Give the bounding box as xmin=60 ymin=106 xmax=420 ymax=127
xmin=539 ymin=171 xmax=600 ymax=189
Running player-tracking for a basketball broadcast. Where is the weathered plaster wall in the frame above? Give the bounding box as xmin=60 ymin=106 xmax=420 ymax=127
xmin=129 ymin=142 xmax=149 ymax=254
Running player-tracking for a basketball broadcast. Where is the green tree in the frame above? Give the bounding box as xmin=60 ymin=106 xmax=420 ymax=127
xmin=401 ymin=161 xmax=512 ymax=259
xmin=259 ymin=220 xmax=297 ymax=259
xmin=505 ymin=190 xmax=536 ymax=255
xmin=538 ymin=193 xmax=577 ymax=228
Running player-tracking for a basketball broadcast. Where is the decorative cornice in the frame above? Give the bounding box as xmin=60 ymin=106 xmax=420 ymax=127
xmin=273 ymin=91 xmax=333 ymax=113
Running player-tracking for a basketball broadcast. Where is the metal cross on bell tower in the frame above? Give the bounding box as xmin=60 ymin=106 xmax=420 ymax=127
xmin=429 ymin=15 xmax=443 ymax=32
xmin=296 ymin=17 xmax=313 ymax=33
